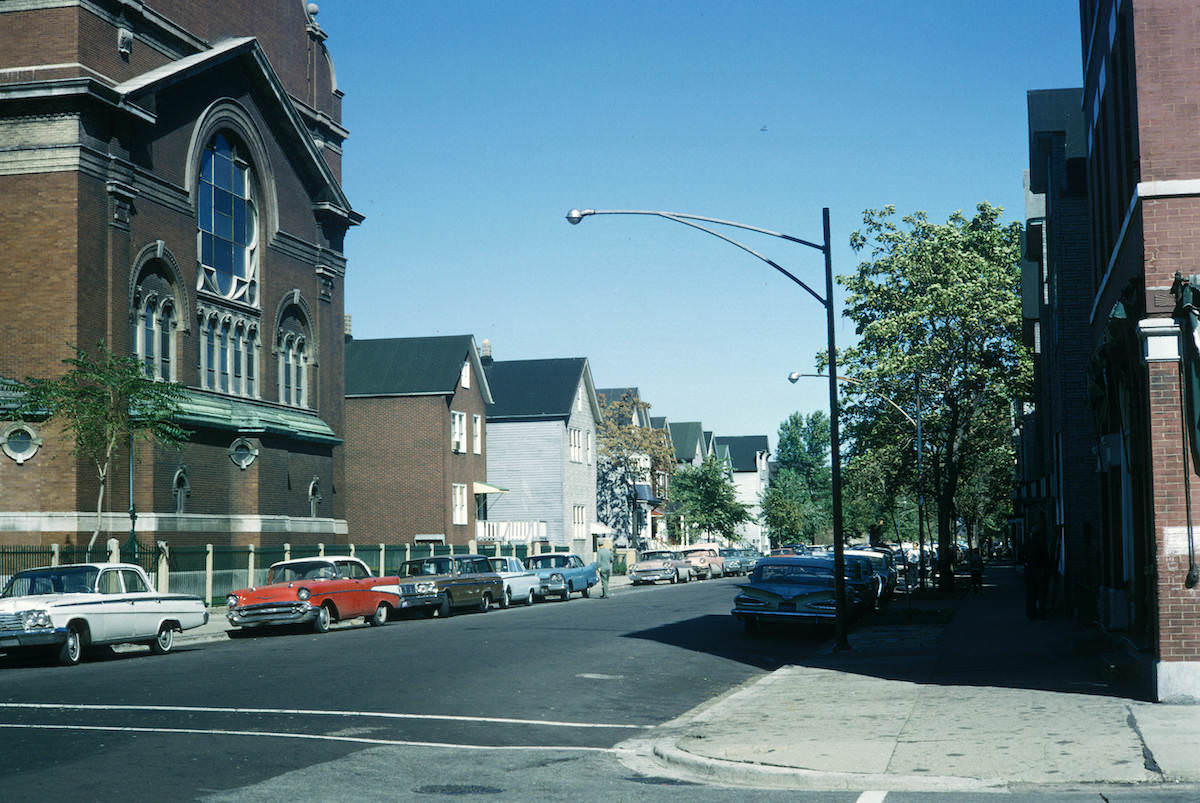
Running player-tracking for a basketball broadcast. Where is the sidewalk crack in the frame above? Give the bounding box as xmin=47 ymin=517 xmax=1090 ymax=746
xmin=1125 ymin=705 xmax=1164 ymax=779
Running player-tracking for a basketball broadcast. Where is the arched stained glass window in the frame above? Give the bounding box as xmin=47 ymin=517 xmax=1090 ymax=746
xmin=197 ymin=133 xmax=258 ymax=305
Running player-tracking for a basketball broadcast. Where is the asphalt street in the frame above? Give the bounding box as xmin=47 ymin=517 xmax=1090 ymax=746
xmin=0 ymin=574 xmax=826 ymax=800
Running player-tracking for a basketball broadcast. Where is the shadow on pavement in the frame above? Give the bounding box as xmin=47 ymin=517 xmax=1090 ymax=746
xmin=624 ymin=563 xmax=1150 ymax=700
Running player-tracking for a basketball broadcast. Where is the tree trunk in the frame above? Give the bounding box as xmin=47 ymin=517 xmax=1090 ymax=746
xmin=87 ymin=465 xmax=108 ymax=558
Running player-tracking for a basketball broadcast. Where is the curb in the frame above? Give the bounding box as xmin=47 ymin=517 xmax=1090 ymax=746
xmin=648 ymin=740 xmax=1006 ymax=793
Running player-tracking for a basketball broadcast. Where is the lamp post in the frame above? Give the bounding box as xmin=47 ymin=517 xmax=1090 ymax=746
xmin=566 ymin=207 xmax=850 ymax=651
xmin=789 ymin=371 xmax=926 ymax=589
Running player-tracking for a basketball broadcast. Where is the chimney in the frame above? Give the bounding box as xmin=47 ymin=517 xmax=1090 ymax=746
xmin=343 ymin=314 xmax=352 ymax=343
xmin=480 ymin=338 xmax=493 ymax=365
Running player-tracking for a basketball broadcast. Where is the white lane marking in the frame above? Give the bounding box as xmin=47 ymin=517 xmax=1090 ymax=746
xmin=856 ymin=792 xmax=887 ymax=803
xmin=0 ymin=702 xmax=649 ymax=730
xmin=577 ymin=673 xmax=624 ymax=680
xmin=0 ymin=723 xmax=612 ymax=752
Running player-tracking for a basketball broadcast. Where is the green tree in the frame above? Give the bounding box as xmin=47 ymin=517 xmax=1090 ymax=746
xmin=760 ymin=467 xmax=820 ymax=545
xmin=669 ymin=455 xmax=751 ymax=543
xmin=9 ymin=340 xmax=190 ymax=555
xmin=769 ymin=410 xmax=832 ymax=541
xmin=595 ymin=390 xmax=674 ymax=547
xmin=841 ymin=203 xmax=1028 ymax=590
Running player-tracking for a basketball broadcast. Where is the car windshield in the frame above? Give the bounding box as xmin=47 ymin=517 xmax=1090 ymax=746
xmin=640 ymin=552 xmax=672 ymax=561
xmin=719 ymin=549 xmax=737 ymax=557
xmin=754 ymin=564 xmax=834 ymax=585
xmin=488 ymin=558 xmax=517 ymax=572
xmin=269 ymin=561 xmax=337 ymax=583
xmin=401 ymin=558 xmax=452 ymax=577
xmin=2 ymin=566 xmax=99 ymax=597
xmin=526 ymin=554 xmax=567 ymax=569
xmin=683 ymin=549 xmax=710 ymax=557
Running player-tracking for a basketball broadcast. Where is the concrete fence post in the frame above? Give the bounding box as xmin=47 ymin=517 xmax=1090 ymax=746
xmin=205 ymin=544 xmax=214 ymax=607
xmin=469 ymin=539 xmax=477 ymax=554
xmin=349 ymin=543 xmax=355 ymax=558
xmin=318 ymin=542 xmax=325 ymax=557
xmin=284 ymin=542 xmax=291 ymax=562
xmin=157 ymin=541 xmax=170 ymax=593
xmin=51 ymin=543 xmax=60 ymax=567
xmin=405 ymin=543 xmax=411 ymax=563
xmin=379 ymin=543 xmax=386 ymax=576
xmin=247 ymin=544 xmax=256 ymax=586
xmin=107 ymin=538 xmax=120 ymax=563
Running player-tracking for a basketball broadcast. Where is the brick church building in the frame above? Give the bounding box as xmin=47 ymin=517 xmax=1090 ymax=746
xmin=0 ymin=1 xmax=360 ymax=548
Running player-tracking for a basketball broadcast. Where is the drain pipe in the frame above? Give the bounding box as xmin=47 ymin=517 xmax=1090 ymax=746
xmin=1170 ymin=273 xmax=1200 ymax=588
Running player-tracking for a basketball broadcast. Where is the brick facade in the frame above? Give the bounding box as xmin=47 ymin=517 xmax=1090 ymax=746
xmin=0 ymin=1 xmax=357 ymax=548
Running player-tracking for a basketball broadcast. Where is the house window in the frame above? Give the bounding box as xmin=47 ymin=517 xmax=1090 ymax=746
xmin=573 ymin=504 xmax=586 ymax=541
xmin=228 ymin=437 xmax=258 ymax=469
xmin=197 ymin=132 xmax=258 ymax=305
xmin=1 ymin=423 xmax=42 ymax=464
xmin=452 ymin=483 xmax=468 ymax=525
xmin=276 ymin=302 xmax=311 ymax=408
xmin=309 ymin=478 xmax=322 ymax=517
xmin=198 ymin=309 xmax=258 ymax=398
xmin=132 ymin=271 xmax=177 ymax=382
xmin=451 ymin=411 xmax=467 ymax=452
xmin=569 ymin=428 xmax=584 ymax=462
xmin=586 ymin=431 xmax=593 ymax=465
xmin=172 ymin=467 xmax=190 ymax=514
xmin=472 ymin=414 xmax=482 ymax=454
xmin=461 ymin=361 xmax=470 ymax=388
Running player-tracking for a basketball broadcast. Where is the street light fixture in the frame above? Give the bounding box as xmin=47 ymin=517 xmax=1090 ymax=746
xmin=566 ymin=206 xmax=851 ymax=651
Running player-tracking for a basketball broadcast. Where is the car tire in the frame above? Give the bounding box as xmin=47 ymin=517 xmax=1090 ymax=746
xmin=582 ymin=586 xmax=590 ymax=599
xmin=560 ymin=585 xmax=571 ymax=601
xmin=150 ymin=624 xmax=175 ymax=655
xmin=525 ymin=588 xmax=535 ymax=605
xmin=57 ymin=624 xmax=83 ymax=666
xmin=313 ymin=603 xmax=332 ymax=633
xmin=438 ymin=595 xmax=452 ymax=618
xmin=478 ymin=592 xmax=491 ymax=613
xmin=369 ymin=603 xmax=389 ymax=626
xmin=502 ymin=587 xmax=512 ymax=608
xmin=670 ymin=571 xmax=678 ymax=584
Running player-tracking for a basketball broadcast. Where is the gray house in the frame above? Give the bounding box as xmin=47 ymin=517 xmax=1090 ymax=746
xmin=483 ymin=354 xmax=601 ymax=548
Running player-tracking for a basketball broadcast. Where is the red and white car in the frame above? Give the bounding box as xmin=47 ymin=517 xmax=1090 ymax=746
xmin=681 ymin=543 xmax=726 ymax=580
xmin=225 ymin=555 xmax=435 ymax=634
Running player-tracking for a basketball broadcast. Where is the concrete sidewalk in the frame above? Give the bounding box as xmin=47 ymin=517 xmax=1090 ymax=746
xmin=628 ymin=564 xmax=1200 ymax=793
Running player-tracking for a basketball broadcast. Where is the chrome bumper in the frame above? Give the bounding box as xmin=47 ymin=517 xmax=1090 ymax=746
xmin=227 ymin=601 xmax=318 ymax=628
xmin=0 ymin=628 xmax=67 ymax=650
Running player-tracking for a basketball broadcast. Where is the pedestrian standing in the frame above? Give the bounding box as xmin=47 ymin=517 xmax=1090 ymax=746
xmin=596 ymin=540 xmax=614 ymax=598
xmin=967 ymin=546 xmax=984 ymax=594
xmin=1024 ymin=532 xmax=1052 ymax=619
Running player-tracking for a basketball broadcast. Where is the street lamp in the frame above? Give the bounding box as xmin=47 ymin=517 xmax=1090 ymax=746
xmin=790 ymin=370 xmax=927 ymax=590
xmin=566 ymin=207 xmax=851 ymax=651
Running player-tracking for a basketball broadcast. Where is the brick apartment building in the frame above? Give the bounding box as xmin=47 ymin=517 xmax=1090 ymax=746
xmin=0 ymin=1 xmax=360 ymax=548
xmin=344 ymin=335 xmax=494 ymax=546
xmin=1024 ymin=0 xmax=1200 ymax=701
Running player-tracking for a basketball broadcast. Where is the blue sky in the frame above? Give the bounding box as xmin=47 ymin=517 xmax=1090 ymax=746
xmin=319 ymin=0 xmax=1082 ymax=449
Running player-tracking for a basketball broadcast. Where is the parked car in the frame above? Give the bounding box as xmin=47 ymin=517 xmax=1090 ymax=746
xmin=628 ymin=550 xmax=692 ymax=585
xmin=398 ymin=554 xmax=503 ymax=617
xmin=227 ymin=555 xmax=422 ymax=633
xmin=806 ymin=552 xmax=877 ymax=610
xmin=0 ymin=562 xmax=208 ymax=665
xmin=524 ymin=553 xmax=598 ymax=600
xmin=769 ymin=543 xmax=811 ymax=557
xmin=681 ymin=543 xmax=726 ymax=579
xmin=488 ymin=555 xmax=540 ymax=606
xmin=719 ymin=548 xmax=752 ymax=576
xmin=731 ymin=557 xmax=839 ymax=633
xmin=846 ymin=548 xmax=897 ymax=603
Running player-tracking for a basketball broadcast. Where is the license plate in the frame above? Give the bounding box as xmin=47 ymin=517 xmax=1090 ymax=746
xmin=0 ymin=637 xmax=18 ymax=648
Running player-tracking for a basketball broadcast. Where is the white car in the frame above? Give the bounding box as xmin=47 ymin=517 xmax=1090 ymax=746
xmin=0 ymin=562 xmax=209 ymax=665
xmin=488 ymin=556 xmax=540 ymax=607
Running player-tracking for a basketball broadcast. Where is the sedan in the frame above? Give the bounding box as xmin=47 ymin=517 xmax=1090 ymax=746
xmin=628 ymin=550 xmax=692 ymax=585
xmin=524 ymin=553 xmax=598 ymax=600
xmin=488 ymin=555 xmax=540 ymax=607
xmin=1 ymin=563 xmax=208 ymax=665
xmin=731 ymin=557 xmax=838 ymax=633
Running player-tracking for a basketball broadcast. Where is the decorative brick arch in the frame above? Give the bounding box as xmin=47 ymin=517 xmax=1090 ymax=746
xmin=186 ymin=98 xmax=279 ymax=240
xmin=128 ymin=239 xmax=191 ymax=334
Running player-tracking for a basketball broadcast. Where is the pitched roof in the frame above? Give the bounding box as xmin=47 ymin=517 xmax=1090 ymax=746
xmin=345 ymin=335 xmax=492 ymax=402
xmin=596 ymin=386 xmax=649 ymax=427
xmin=668 ymin=421 xmax=704 ymax=462
xmin=485 ymin=358 xmax=596 ymax=421
xmin=714 ymin=435 xmax=770 ymax=472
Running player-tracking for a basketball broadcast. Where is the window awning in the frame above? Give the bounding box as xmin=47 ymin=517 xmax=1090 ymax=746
xmin=473 ymin=481 xmax=508 ymax=495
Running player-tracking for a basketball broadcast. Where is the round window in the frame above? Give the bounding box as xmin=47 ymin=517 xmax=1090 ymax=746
xmin=228 ymin=437 xmax=258 ymax=469
xmin=2 ymin=424 xmax=41 ymax=464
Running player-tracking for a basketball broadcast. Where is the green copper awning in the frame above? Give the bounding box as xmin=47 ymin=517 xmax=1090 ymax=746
xmin=176 ymin=391 xmax=341 ymax=445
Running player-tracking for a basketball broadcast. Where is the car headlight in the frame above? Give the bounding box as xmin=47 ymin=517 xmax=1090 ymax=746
xmin=415 ymin=581 xmax=436 ymax=594
xmin=297 ymin=587 xmax=311 ymax=601
xmin=226 ymin=594 xmax=238 ymax=609
xmin=550 ymin=573 xmax=564 ymax=584
xmin=20 ymin=609 xmax=52 ymax=630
